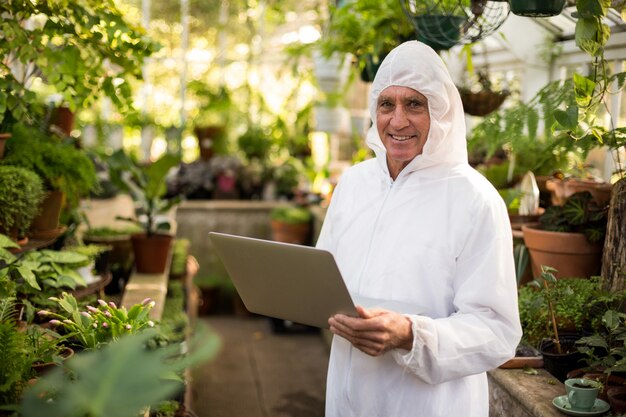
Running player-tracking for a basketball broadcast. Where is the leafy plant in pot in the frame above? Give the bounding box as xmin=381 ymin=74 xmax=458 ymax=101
xmin=573 ymin=305 xmax=626 ymax=402
xmin=270 ymin=205 xmax=313 ymax=246
xmin=0 ymin=123 xmax=98 ymax=239
xmin=81 ymin=225 xmax=143 ymax=294
xmin=108 ymin=150 xmax=182 ymax=274
xmin=531 ymin=266 xmax=586 ymax=382
xmin=522 ymin=191 xmax=608 ymax=279
xmin=318 ymin=0 xmax=416 ymax=82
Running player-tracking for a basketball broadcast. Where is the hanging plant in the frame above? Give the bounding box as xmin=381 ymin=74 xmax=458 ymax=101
xmin=552 ymin=0 xmax=626 ymax=177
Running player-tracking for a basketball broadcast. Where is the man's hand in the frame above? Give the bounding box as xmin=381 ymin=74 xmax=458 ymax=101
xmin=328 ymin=306 xmax=413 ymax=356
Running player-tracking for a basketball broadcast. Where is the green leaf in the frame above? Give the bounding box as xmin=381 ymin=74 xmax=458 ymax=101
xmin=40 ymin=250 xmax=89 ymax=264
xmin=554 ymin=107 xmax=579 ymax=130
xmin=21 ymin=326 xmax=219 ymax=417
xmin=16 ymin=266 xmax=40 ymax=290
xmin=0 ymin=234 xmax=19 ymax=249
xmin=573 ymin=73 xmax=596 ymax=105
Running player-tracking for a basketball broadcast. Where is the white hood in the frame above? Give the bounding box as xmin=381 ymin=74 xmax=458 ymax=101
xmin=365 ymin=41 xmax=468 ymax=176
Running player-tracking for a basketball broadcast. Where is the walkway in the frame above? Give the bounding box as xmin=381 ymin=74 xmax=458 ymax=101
xmin=190 ymin=315 xmax=330 ymax=417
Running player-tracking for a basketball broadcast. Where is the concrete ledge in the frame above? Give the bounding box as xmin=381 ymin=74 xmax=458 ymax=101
xmin=121 ymin=286 xmax=167 ymax=319
xmin=488 ymin=368 xmax=564 ymax=417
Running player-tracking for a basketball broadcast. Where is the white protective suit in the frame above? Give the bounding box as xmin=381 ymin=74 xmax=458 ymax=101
xmin=316 ymin=41 xmax=522 ymax=417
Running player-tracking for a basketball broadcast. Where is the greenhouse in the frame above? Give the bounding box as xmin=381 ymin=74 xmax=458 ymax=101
xmin=1 ymin=0 xmax=626 ymax=416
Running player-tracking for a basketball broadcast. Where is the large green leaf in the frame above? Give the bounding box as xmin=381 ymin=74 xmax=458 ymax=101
xmin=21 ymin=325 xmax=220 ymax=417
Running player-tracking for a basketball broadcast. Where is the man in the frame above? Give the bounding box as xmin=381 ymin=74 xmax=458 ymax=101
xmin=316 ymin=41 xmax=522 ymax=416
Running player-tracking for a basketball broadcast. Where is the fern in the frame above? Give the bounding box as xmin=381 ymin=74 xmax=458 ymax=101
xmin=0 ymin=321 xmax=32 ymax=406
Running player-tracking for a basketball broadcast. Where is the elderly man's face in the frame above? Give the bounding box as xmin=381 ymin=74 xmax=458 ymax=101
xmin=376 ymin=86 xmax=430 ymax=179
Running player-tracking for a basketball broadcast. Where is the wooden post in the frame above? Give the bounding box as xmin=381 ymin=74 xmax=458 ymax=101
xmin=601 ymin=178 xmax=626 ymax=293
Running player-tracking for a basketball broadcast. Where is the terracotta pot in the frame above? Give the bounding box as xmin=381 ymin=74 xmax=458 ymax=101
xmin=521 ymin=224 xmax=603 ymax=279
xmin=30 ymin=190 xmax=65 ymax=238
xmin=131 ymin=232 xmax=173 ymax=274
xmin=546 ymin=178 xmax=613 ymax=206
xmin=0 ymin=132 xmax=10 ymax=159
xmin=193 ymin=126 xmax=225 ymax=161
xmin=607 ymin=386 xmax=626 ymax=413
xmin=83 ymin=234 xmax=134 ymax=271
xmin=271 ymin=220 xmax=311 ymax=245
xmin=51 ymin=106 xmax=75 ymax=136
xmin=32 ymin=346 xmax=74 ymax=376
xmin=509 ymin=208 xmax=545 ymax=231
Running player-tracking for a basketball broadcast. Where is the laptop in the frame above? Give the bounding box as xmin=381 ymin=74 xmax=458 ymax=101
xmin=208 ymin=232 xmax=358 ymax=328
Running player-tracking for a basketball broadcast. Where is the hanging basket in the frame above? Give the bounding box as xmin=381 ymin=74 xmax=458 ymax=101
xmin=411 ymin=14 xmax=466 ymax=51
xmin=509 ymin=0 xmax=566 ymax=17
xmin=459 ymin=89 xmax=509 ymax=117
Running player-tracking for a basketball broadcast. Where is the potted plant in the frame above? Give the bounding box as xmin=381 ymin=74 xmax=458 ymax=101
xmin=1 ymin=123 xmax=98 ymax=239
xmin=458 ymin=68 xmax=510 ymax=117
xmin=572 ymin=306 xmax=626 ymax=402
xmin=522 ymin=191 xmax=608 ymax=279
xmin=399 ymin=0 xmax=471 ymax=52
xmin=527 ymin=266 xmax=586 ymax=382
xmin=108 ymin=149 xmax=182 ymax=274
xmin=0 ymin=165 xmax=45 ymax=241
xmin=40 ymin=292 xmax=157 ymax=350
xmin=270 ymin=205 xmax=313 ymax=246
xmin=319 ymin=0 xmax=416 ymax=82
xmin=509 ymin=0 xmax=566 ymax=17
xmin=82 ymin=225 xmax=143 ymax=294
xmin=187 ymin=81 xmax=233 ymax=161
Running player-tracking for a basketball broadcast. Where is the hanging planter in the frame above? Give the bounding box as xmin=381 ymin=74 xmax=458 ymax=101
xmin=411 ymin=14 xmax=466 ymax=51
xmin=509 ymin=0 xmax=566 ymax=17
xmin=458 ymin=69 xmax=510 ymax=117
xmin=459 ymin=89 xmax=509 ymax=116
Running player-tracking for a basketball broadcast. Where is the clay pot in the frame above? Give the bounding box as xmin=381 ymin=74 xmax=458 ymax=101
xmin=32 ymin=346 xmax=74 ymax=376
xmin=270 ymin=220 xmax=311 ymax=246
xmin=131 ymin=232 xmax=173 ymax=274
xmin=607 ymin=386 xmax=626 ymax=413
xmin=30 ymin=190 xmax=66 ymax=238
xmin=0 ymin=132 xmax=10 ymax=159
xmin=522 ymin=224 xmax=603 ymax=279
xmin=546 ymin=178 xmax=613 ymax=206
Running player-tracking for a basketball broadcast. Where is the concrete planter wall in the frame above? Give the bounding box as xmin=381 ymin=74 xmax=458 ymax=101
xmin=175 ymin=201 xmax=284 ymax=280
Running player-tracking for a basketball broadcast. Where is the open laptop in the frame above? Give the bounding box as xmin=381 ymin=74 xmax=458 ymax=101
xmin=208 ymin=232 xmax=358 ymax=328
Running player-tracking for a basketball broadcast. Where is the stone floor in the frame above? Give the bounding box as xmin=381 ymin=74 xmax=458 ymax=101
xmin=190 ymin=315 xmax=330 ymax=417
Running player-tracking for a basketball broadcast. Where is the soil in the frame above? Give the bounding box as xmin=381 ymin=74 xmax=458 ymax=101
xmin=572 ymin=383 xmax=596 ymax=389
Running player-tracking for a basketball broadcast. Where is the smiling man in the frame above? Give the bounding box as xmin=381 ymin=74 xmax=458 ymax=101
xmin=317 ymin=41 xmax=522 ymax=417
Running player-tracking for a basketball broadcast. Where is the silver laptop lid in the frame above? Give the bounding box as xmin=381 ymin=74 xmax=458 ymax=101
xmin=208 ymin=232 xmax=358 ymax=328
